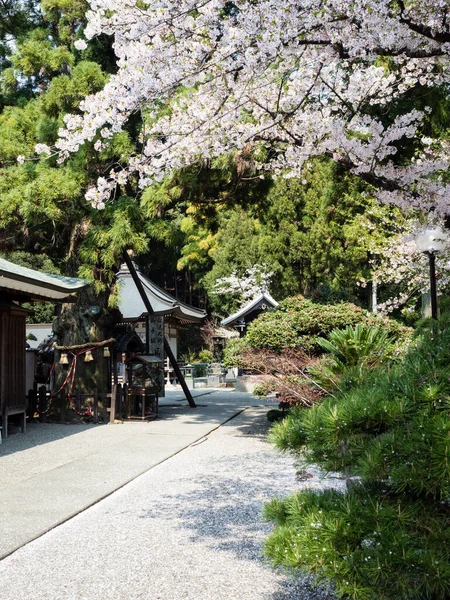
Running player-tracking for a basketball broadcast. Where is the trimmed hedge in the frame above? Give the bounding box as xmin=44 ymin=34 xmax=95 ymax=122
xmin=240 ymin=295 xmax=410 ymax=355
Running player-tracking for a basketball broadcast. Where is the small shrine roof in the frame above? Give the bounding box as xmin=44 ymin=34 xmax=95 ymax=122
xmin=116 ymin=263 xmax=206 ymax=323
xmin=126 ymin=355 xmax=164 ymax=365
xmin=221 ymin=291 xmax=278 ymax=326
xmin=212 ymin=326 xmax=240 ymax=339
xmin=0 ymin=257 xmax=88 ymax=302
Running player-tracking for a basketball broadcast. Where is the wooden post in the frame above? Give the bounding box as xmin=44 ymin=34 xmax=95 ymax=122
xmin=112 ymin=348 xmax=118 ymax=386
xmin=38 ymin=385 xmax=47 ymax=423
xmin=93 ymin=388 xmax=99 ymax=423
xmin=109 ymin=385 xmax=116 ymax=423
xmin=122 ymin=252 xmax=196 ymax=408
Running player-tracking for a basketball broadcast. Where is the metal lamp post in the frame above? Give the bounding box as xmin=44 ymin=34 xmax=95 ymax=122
xmin=415 ymin=225 xmax=447 ymax=319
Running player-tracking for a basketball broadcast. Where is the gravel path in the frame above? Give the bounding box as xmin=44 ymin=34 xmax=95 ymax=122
xmin=0 ymin=407 xmax=337 ymax=600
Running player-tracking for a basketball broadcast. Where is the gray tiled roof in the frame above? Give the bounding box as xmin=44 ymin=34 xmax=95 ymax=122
xmin=0 ymin=257 xmax=88 ymax=301
xmin=221 ymin=291 xmax=278 ymax=326
xmin=117 ymin=263 xmax=206 ymax=323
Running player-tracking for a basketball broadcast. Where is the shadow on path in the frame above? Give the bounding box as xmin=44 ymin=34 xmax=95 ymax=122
xmin=138 ymin=447 xmax=336 ymax=600
xmin=0 ymin=421 xmax=104 ymax=458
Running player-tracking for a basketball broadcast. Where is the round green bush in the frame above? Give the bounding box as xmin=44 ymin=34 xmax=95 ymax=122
xmin=243 ymin=295 xmax=411 ymax=355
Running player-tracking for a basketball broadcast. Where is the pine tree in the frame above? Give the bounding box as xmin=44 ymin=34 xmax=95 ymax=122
xmin=265 ymin=320 xmax=450 ymax=599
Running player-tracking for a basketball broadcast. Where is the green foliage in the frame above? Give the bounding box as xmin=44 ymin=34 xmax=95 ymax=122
xmin=10 ymin=28 xmax=74 ymax=79
xmin=158 ymin=156 xmax=405 ymax=317
xmin=243 ymin=296 xmax=369 ymax=354
xmin=42 ymin=61 xmax=107 ymax=115
xmin=265 ymin=322 xmax=450 ymax=599
xmin=0 ymin=9 xmax=146 ymax=302
xmin=201 ymin=210 xmax=262 ymax=314
xmin=179 ymin=348 xmax=213 ymax=364
xmin=311 ymin=322 xmax=411 ymax=391
xmin=312 ymin=324 xmax=402 ymax=390
xmin=268 ymin=405 xmax=307 ymax=452
xmin=197 ymin=349 xmax=213 ymax=363
xmin=246 ymin=294 xmax=412 ymax=355
xmin=222 ymin=337 xmax=248 ymax=367
xmin=41 ymin=0 xmax=87 ymax=44
xmin=264 ymin=487 xmax=450 ymax=600
xmin=317 ymin=323 xmax=395 ymax=367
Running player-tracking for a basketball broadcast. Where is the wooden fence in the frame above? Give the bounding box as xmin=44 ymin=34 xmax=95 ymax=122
xmin=27 ymin=383 xmax=157 ymax=424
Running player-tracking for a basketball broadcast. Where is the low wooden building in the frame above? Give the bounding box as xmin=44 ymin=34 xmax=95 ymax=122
xmin=0 ymin=258 xmax=87 ymax=437
xmin=221 ymin=291 xmax=278 ymax=336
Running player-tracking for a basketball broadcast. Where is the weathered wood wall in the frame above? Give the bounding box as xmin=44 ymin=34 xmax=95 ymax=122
xmin=0 ymin=303 xmax=27 ymax=437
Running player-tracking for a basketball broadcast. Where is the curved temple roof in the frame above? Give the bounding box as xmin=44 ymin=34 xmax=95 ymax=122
xmin=221 ymin=291 xmax=278 ymax=326
xmin=116 ymin=263 xmax=206 ymax=323
xmin=0 ymin=257 xmax=88 ymax=302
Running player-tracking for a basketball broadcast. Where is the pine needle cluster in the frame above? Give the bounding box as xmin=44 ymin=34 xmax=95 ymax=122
xmin=265 ymin=321 xmax=450 ymax=599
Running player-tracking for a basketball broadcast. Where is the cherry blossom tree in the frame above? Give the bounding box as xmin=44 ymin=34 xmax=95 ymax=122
xmin=47 ymin=1 xmax=450 ymax=214
xmin=212 ymin=264 xmax=274 ymax=306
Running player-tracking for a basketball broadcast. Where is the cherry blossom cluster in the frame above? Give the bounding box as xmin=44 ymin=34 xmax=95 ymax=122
xmin=212 ymin=265 xmax=274 ymax=306
xmin=49 ymin=0 xmax=450 ymax=211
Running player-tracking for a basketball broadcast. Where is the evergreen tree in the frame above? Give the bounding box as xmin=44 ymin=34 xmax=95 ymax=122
xmin=174 ymin=157 xmax=406 ymax=316
xmin=0 ymin=0 xmax=144 ymax=398
xmin=265 ymin=320 xmax=450 ymax=599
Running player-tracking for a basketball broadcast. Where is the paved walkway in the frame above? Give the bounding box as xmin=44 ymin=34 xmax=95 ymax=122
xmin=0 ymin=390 xmax=336 ymax=600
xmin=0 ymin=389 xmax=276 ymax=559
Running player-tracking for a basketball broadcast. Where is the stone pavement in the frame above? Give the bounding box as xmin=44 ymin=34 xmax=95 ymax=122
xmin=0 ymin=402 xmax=338 ymax=600
xmin=0 ymin=389 xmax=278 ymax=560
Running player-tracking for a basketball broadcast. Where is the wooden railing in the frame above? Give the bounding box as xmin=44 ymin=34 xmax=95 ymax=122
xmin=27 ymin=383 xmax=158 ymax=424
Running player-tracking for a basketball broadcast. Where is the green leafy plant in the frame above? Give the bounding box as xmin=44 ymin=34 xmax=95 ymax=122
xmin=317 ymin=323 xmax=396 ymax=369
xmin=222 ymin=337 xmax=248 ymax=368
xmin=265 ymin=322 xmax=450 ymax=599
xmin=197 ymin=349 xmax=213 ymax=363
xmin=310 ymin=323 xmax=402 ymax=391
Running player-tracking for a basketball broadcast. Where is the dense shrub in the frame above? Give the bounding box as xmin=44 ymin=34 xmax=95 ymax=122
xmin=265 ymin=486 xmax=450 ymax=600
xmin=240 ymin=295 xmax=411 ymax=355
xmin=222 ymin=337 xmax=248 ymax=368
xmin=264 ymin=321 xmax=450 ymax=599
xmin=237 ymin=347 xmax=324 ymax=406
xmin=222 ymin=296 xmax=412 ymax=405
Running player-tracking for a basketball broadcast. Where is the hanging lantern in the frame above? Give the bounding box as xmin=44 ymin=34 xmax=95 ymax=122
xmin=59 ymin=353 xmax=69 ymax=365
xmin=84 ymin=350 xmax=94 ymax=362
xmin=103 ymin=346 xmax=110 ymax=358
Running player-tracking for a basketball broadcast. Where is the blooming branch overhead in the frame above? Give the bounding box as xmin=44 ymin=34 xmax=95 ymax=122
xmin=48 ymin=1 xmax=450 ymax=212
xmin=212 ymin=265 xmax=273 ymax=306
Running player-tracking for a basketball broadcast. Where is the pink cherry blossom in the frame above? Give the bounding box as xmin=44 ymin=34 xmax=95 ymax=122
xmin=48 ymin=1 xmax=450 ymax=213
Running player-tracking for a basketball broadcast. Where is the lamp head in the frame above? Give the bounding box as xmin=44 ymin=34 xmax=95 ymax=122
xmin=415 ymin=225 xmax=447 ymax=254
